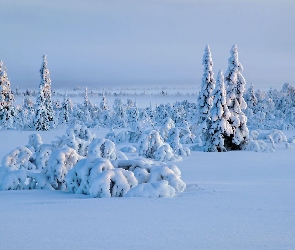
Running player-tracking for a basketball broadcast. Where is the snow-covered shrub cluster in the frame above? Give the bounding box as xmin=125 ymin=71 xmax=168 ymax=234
xmin=0 ymin=125 xmax=186 ymax=198
xmin=66 ymin=157 xmax=185 ymax=198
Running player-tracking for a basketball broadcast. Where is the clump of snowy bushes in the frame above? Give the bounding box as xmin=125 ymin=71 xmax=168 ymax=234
xmin=67 ymin=158 xmax=185 ymax=198
xmin=0 ymin=125 xmax=186 ymax=198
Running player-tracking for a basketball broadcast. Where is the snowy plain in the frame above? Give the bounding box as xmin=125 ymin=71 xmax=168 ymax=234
xmin=0 ymin=120 xmax=295 ymax=249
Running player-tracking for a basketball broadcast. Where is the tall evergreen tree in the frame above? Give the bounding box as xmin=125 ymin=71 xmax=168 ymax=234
xmin=0 ymin=60 xmax=14 ymax=124
xmin=197 ymin=45 xmax=216 ymax=125
xmin=208 ymin=70 xmax=232 ymax=152
xmin=34 ymin=55 xmax=55 ymax=130
xmin=224 ymin=45 xmax=249 ymax=149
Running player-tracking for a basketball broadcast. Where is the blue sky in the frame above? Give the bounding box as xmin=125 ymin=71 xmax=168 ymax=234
xmin=1 ymin=0 xmax=294 ymax=90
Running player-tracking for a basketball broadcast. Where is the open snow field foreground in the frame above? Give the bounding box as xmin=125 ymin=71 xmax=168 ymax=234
xmin=0 ymin=129 xmax=295 ymax=250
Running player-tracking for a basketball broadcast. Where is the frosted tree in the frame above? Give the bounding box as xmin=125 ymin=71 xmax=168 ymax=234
xmin=126 ymin=101 xmax=139 ymax=126
xmin=34 ymin=55 xmax=55 ymax=130
xmin=34 ymin=85 xmax=50 ymax=131
xmin=197 ymin=45 xmax=216 ymax=126
xmin=60 ymin=93 xmax=72 ymax=124
xmin=113 ymin=98 xmax=127 ymax=128
xmin=224 ymin=45 xmax=249 ymax=149
xmin=0 ymin=60 xmax=14 ymax=126
xmin=208 ymin=70 xmax=232 ymax=152
xmin=244 ymin=83 xmax=258 ymax=113
xmin=99 ymin=94 xmax=109 ymax=111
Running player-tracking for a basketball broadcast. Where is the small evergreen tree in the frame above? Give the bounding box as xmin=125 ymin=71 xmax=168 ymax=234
xmin=245 ymin=84 xmax=258 ymax=111
xmin=60 ymin=93 xmax=71 ymax=125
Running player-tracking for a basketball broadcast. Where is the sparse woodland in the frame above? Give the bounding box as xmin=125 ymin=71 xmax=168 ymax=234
xmin=0 ymin=46 xmax=294 ymax=197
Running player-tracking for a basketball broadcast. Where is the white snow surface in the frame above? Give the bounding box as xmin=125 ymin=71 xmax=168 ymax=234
xmin=0 ymin=129 xmax=295 ymax=249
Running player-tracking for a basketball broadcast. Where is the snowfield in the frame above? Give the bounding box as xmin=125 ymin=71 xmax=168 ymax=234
xmin=0 ymin=129 xmax=294 ymax=250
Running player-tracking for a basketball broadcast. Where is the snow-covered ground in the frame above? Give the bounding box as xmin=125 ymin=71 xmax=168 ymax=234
xmin=0 ymin=128 xmax=294 ymax=249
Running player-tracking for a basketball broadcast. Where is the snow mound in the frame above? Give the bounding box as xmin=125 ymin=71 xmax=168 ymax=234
xmin=120 ymin=145 xmax=137 ymax=153
xmin=2 ymin=146 xmax=35 ymax=170
xmin=66 ymin=158 xmax=114 ymax=195
xmin=125 ymin=180 xmax=175 ymax=198
xmin=89 ymin=168 xmax=138 ymax=198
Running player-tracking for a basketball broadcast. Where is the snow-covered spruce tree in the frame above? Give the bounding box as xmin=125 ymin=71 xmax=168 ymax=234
xmin=112 ymin=98 xmax=127 ymax=128
xmin=34 ymin=85 xmax=50 ymax=131
xmin=245 ymin=83 xmax=258 ymax=111
xmin=208 ymin=70 xmax=232 ymax=152
xmin=224 ymin=45 xmax=249 ymax=150
xmin=34 ymin=55 xmax=55 ymax=130
xmin=0 ymin=61 xmax=15 ymax=127
xmin=197 ymin=45 xmax=216 ymax=126
xmin=59 ymin=93 xmax=72 ymax=125
xmin=126 ymin=100 xmax=139 ymax=126
xmin=99 ymin=94 xmax=109 ymax=111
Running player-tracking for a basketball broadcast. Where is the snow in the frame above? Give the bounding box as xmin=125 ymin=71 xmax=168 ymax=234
xmin=0 ymin=129 xmax=295 ymax=249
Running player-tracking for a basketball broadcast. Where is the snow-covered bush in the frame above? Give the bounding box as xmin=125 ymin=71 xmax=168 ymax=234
xmin=88 ymin=138 xmax=127 ymax=160
xmin=249 ymin=130 xmax=259 ymax=140
xmin=243 ymin=139 xmax=274 ymax=153
xmin=53 ymin=124 xmax=96 ymax=156
xmin=125 ymin=180 xmax=175 ymax=198
xmin=2 ymin=147 xmax=35 ymax=170
xmin=257 ymin=129 xmax=287 ymax=143
xmin=45 ymin=147 xmax=81 ymax=190
xmin=268 ymin=129 xmax=287 ymax=143
xmin=160 ymin=118 xmax=175 ymax=141
xmin=155 ymin=144 xmax=182 ymax=162
xmin=89 ymin=168 xmax=138 ymax=198
xmin=138 ymin=130 xmax=164 ymax=159
xmin=149 ymin=165 xmax=186 ymax=193
xmin=179 ymin=122 xmax=196 ymax=144
xmin=66 ymin=158 xmax=114 ymax=195
xmin=116 ymin=121 xmax=148 ymax=143
xmin=166 ymin=128 xmax=190 ymax=156
xmin=29 ymin=144 xmax=54 ymax=170
xmin=138 ymin=130 xmax=181 ymax=161
xmin=0 ymin=170 xmax=52 ymax=190
xmin=27 ymin=134 xmax=43 ymax=152
xmin=112 ymin=160 xmax=185 ymax=193
xmin=112 ymin=159 xmax=151 ymax=184
xmin=105 ymin=129 xmax=116 ymax=143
